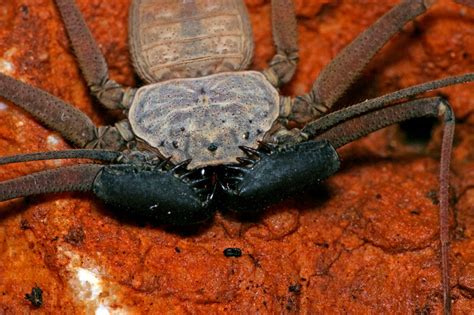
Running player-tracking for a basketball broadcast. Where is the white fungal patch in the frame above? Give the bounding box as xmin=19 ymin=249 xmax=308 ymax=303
xmin=0 ymin=48 xmax=17 ymax=75
xmin=61 ymin=249 xmax=130 ymax=314
xmin=47 ymin=134 xmax=60 ymax=147
xmin=76 ymin=267 xmax=103 ymax=301
xmin=0 ymin=102 xmax=8 ymax=110
xmin=0 ymin=59 xmax=14 ymax=74
xmin=46 ymin=135 xmax=65 ymax=166
xmin=96 ymin=304 xmax=112 ymax=315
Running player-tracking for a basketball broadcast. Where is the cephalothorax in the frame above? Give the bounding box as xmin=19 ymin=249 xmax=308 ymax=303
xmin=129 ymin=71 xmax=280 ymax=168
xmin=0 ymin=0 xmax=473 ymax=313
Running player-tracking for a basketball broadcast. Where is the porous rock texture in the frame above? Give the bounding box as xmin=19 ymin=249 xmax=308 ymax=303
xmin=0 ymin=0 xmax=473 ymax=313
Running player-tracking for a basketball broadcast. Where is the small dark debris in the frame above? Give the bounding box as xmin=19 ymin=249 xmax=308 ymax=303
xmin=410 ymin=209 xmax=421 ymax=215
xmin=20 ymin=5 xmax=29 ymax=17
xmin=285 ymin=295 xmax=298 ymax=311
xmin=248 ymin=254 xmax=261 ymax=267
xmin=180 ymin=127 xmax=185 ymax=132
xmin=316 ymin=242 xmax=329 ymax=248
xmin=426 ymin=190 xmax=439 ymax=205
xmin=289 ymin=284 xmax=302 ymax=294
xmin=20 ymin=219 xmax=30 ymax=230
xmin=415 ymin=304 xmax=432 ymax=315
xmin=223 ymin=247 xmax=242 ymax=257
xmin=159 ymin=140 xmax=165 ymax=146
xmin=175 ymin=247 xmax=181 ymax=253
xmin=208 ymin=143 xmax=218 ymax=152
xmin=172 ymin=141 xmax=179 ymax=148
xmin=454 ymin=225 xmax=466 ymax=241
xmin=25 ymin=285 xmax=42 ymax=308
xmin=243 ymin=131 xmax=250 ymax=140
xmin=375 ymin=193 xmax=382 ymax=200
xmin=64 ymin=226 xmax=85 ymax=246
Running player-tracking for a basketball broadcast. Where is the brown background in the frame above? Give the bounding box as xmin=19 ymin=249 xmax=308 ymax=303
xmin=0 ymin=0 xmax=473 ymax=313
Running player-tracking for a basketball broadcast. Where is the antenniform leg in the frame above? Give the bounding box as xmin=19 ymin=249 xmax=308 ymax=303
xmin=0 ymin=150 xmax=121 ymax=166
xmin=262 ymin=0 xmax=299 ymax=87
xmin=0 ymin=73 xmax=131 ymax=150
xmin=286 ymin=0 xmax=473 ymax=125
xmin=288 ymin=96 xmax=455 ymax=314
xmin=54 ymin=0 xmax=135 ymax=109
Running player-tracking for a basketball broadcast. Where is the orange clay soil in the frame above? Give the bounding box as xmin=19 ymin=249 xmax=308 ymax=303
xmin=0 ymin=0 xmax=474 ymax=313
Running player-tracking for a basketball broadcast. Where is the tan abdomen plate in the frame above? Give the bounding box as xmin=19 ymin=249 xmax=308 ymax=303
xmin=129 ymin=0 xmax=253 ymax=83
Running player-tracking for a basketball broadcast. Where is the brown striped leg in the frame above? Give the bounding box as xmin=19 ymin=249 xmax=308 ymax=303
xmin=54 ymin=0 xmax=135 ymax=109
xmin=0 ymin=150 xmax=121 ymax=166
xmin=0 ymin=150 xmax=119 ymax=202
xmin=271 ymin=73 xmax=473 ymax=144
xmin=455 ymin=0 xmax=474 ymax=6
xmin=262 ymin=0 xmax=299 ymax=87
xmin=0 ymin=72 xmax=95 ymax=147
xmin=289 ymin=0 xmax=438 ymax=124
xmin=0 ymin=164 xmax=104 ymax=202
xmin=301 ymin=73 xmax=474 ymax=137
xmin=292 ymin=97 xmax=454 ymax=314
xmin=0 ymin=73 xmax=130 ymax=150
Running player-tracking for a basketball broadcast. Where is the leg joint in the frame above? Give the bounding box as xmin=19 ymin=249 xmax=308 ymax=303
xmin=90 ymin=79 xmax=135 ymax=110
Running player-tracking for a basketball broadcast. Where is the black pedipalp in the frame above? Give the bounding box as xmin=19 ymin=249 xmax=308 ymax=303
xmin=220 ymin=140 xmax=340 ymax=213
xmin=92 ymin=160 xmax=214 ymax=226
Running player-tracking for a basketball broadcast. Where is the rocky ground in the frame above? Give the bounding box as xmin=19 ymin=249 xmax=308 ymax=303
xmin=0 ymin=0 xmax=473 ymax=313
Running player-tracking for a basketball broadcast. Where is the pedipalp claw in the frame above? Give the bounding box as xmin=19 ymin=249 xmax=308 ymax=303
xmin=222 ymin=140 xmax=340 ymax=213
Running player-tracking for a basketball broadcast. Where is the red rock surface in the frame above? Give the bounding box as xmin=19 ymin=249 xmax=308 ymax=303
xmin=0 ymin=0 xmax=473 ymax=313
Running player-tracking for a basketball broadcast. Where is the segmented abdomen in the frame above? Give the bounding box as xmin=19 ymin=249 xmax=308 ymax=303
xmin=129 ymin=0 xmax=254 ymax=83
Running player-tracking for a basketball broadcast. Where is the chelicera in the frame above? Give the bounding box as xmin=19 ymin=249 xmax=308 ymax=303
xmin=0 ymin=0 xmax=472 ymax=313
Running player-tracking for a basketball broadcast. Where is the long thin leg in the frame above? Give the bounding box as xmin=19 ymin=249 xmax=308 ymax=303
xmin=0 ymin=150 xmax=121 ymax=165
xmin=0 ymin=164 xmax=103 ymax=202
xmin=262 ymin=0 xmax=299 ymax=87
xmin=272 ymin=72 xmax=473 ymax=143
xmin=0 ymin=73 xmax=132 ymax=150
xmin=54 ymin=0 xmax=135 ymax=109
xmin=456 ymin=0 xmax=474 ymax=6
xmin=289 ymin=0 xmax=457 ymax=123
xmin=302 ymin=73 xmax=474 ymax=137
xmin=301 ymin=97 xmax=454 ymax=314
